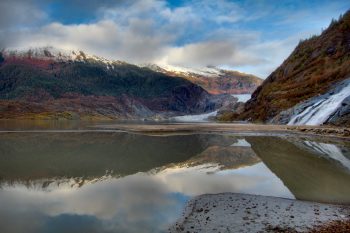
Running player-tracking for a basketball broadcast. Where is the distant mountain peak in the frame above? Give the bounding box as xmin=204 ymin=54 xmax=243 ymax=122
xmin=1 ymin=46 xmax=126 ymax=67
xmin=143 ymin=63 xmax=223 ymax=77
xmin=142 ymin=63 xmax=262 ymax=95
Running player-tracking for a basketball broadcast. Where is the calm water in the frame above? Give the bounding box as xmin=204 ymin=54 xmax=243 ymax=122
xmin=0 ymin=121 xmax=350 ymax=232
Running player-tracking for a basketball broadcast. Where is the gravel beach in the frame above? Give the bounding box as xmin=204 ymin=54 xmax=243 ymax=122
xmin=169 ymin=193 xmax=350 ymax=233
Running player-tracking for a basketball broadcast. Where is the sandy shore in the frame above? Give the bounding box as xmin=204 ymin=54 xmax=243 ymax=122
xmin=94 ymin=123 xmax=350 ymax=138
xmin=169 ymin=193 xmax=350 ymax=233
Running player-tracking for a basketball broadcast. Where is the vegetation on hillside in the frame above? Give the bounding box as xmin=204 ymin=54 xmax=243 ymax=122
xmin=224 ymin=10 xmax=350 ymax=122
xmin=0 ymin=59 xmax=194 ymax=100
xmin=157 ymin=67 xmax=262 ymax=95
xmin=0 ymin=55 xmax=227 ymax=119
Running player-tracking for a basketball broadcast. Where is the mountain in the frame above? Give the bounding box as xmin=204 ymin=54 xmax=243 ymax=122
xmin=0 ymin=47 xmax=230 ymax=120
xmin=143 ymin=64 xmax=262 ymax=95
xmin=220 ymin=10 xmax=350 ymax=126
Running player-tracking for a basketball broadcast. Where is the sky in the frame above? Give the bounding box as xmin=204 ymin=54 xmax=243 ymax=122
xmin=0 ymin=0 xmax=349 ymax=78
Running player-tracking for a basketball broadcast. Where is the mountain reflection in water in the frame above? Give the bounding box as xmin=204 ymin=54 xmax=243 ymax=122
xmin=0 ymin=131 xmax=350 ymax=233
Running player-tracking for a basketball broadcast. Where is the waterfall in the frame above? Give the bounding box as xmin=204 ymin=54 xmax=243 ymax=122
xmin=288 ymin=82 xmax=350 ymax=125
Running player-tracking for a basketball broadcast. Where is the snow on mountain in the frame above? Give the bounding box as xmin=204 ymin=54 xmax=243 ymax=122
xmin=2 ymin=46 xmax=126 ymax=68
xmin=142 ymin=63 xmax=262 ymax=95
xmin=142 ymin=63 xmax=223 ymax=77
xmin=1 ymin=47 xmax=262 ymax=95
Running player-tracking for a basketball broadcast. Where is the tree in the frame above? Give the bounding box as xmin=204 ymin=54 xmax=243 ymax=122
xmin=0 ymin=52 xmax=4 ymax=64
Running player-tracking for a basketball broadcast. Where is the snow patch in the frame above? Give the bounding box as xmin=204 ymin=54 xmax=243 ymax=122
xmin=3 ymin=46 xmax=124 ymax=67
xmin=142 ymin=63 xmax=222 ymax=77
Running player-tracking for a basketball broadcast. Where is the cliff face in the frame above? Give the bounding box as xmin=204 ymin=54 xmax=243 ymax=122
xmin=237 ymin=11 xmax=350 ymax=123
xmin=0 ymin=49 xmax=226 ymax=120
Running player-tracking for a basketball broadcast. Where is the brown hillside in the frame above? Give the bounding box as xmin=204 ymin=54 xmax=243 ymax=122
xmin=147 ymin=65 xmax=262 ymax=95
xmin=239 ymin=10 xmax=350 ymax=122
xmin=173 ymin=70 xmax=262 ymax=95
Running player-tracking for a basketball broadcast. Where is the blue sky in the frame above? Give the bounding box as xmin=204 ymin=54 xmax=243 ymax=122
xmin=0 ymin=0 xmax=349 ymax=78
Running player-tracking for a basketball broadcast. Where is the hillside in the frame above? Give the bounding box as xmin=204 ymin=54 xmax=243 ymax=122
xmin=226 ymin=11 xmax=350 ymax=124
xmin=144 ymin=64 xmax=262 ymax=95
xmin=0 ymin=48 xmax=227 ymax=120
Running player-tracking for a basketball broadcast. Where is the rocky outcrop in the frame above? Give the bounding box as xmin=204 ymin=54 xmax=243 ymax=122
xmin=328 ymin=95 xmax=350 ymax=126
xmin=271 ymin=78 xmax=350 ymax=126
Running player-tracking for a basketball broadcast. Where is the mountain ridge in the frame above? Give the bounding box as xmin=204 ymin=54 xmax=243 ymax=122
xmin=219 ymin=10 xmax=350 ymax=126
xmin=0 ymin=47 xmax=234 ymax=120
xmin=143 ymin=63 xmax=262 ymax=95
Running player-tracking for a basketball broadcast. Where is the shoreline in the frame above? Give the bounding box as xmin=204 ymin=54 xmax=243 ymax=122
xmin=93 ymin=123 xmax=350 ymax=139
xmin=170 ymin=193 xmax=350 ymax=233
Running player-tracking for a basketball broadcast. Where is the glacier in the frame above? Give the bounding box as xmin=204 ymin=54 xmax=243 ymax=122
xmin=172 ymin=111 xmax=218 ymax=122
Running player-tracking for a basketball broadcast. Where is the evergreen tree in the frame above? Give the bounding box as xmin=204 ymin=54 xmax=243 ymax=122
xmin=0 ymin=52 xmax=4 ymax=64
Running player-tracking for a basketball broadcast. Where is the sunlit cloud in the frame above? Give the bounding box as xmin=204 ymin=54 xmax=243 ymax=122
xmin=0 ymin=0 xmax=348 ymax=78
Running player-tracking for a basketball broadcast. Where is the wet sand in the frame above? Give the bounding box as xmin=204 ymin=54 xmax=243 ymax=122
xmin=170 ymin=193 xmax=350 ymax=233
xmin=94 ymin=123 xmax=350 ymax=138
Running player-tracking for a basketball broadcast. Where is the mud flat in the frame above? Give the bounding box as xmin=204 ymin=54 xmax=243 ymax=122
xmin=169 ymin=193 xmax=350 ymax=233
xmin=94 ymin=123 xmax=350 ymax=138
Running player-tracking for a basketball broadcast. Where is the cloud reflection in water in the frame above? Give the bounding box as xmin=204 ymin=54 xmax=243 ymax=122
xmin=0 ymin=160 xmax=292 ymax=233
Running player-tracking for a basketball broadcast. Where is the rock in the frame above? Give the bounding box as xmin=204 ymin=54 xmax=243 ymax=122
xmin=271 ymin=78 xmax=350 ymax=127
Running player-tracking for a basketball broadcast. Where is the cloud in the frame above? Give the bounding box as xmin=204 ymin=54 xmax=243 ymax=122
xmin=4 ymin=19 xmax=174 ymax=63
xmin=0 ymin=0 xmax=348 ymax=78
xmin=0 ymin=0 xmax=47 ymax=31
xmin=162 ymin=40 xmax=264 ymax=68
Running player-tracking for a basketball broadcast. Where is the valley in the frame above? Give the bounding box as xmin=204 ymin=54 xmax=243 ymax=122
xmin=0 ymin=2 xmax=349 ymax=233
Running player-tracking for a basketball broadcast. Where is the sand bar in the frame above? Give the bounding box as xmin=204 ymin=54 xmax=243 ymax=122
xmin=94 ymin=123 xmax=350 ymax=138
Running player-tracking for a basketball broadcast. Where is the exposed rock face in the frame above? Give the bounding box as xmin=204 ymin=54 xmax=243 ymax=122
xmin=271 ymin=78 xmax=350 ymax=126
xmin=230 ymin=11 xmax=350 ymax=124
xmin=0 ymin=48 xmax=228 ymax=119
xmin=328 ymin=95 xmax=350 ymax=126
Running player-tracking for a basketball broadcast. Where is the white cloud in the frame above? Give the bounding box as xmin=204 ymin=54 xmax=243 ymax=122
xmin=161 ymin=40 xmax=264 ymax=68
xmin=5 ymin=19 xmax=174 ymax=63
xmin=0 ymin=0 xmax=347 ymax=78
xmin=0 ymin=0 xmax=47 ymax=30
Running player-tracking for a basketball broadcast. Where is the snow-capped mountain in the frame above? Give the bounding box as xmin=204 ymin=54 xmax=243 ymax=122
xmin=142 ymin=63 xmax=262 ymax=95
xmin=2 ymin=46 xmax=126 ymax=68
xmin=143 ymin=63 xmax=223 ymax=77
xmin=0 ymin=46 xmax=234 ymax=120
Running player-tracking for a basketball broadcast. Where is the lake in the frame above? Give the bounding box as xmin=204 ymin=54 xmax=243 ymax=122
xmin=0 ymin=121 xmax=350 ymax=232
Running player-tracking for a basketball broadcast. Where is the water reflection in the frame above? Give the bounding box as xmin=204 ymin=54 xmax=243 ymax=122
xmin=0 ymin=132 xmax=234 ymax=183
xmin=1 ymin=175 xmax=187 ymax=233
xmin=248 ymin=137 xmax=350 ymax=203
xmin=0 ymin=131 xmax=350 ymax=232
